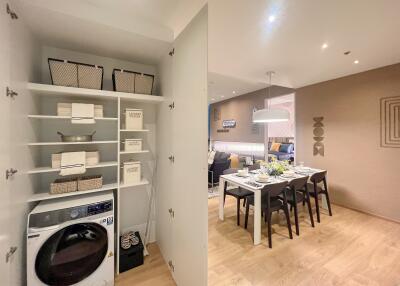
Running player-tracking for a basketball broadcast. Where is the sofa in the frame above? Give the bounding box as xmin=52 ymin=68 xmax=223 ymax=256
xmin=268 ymin=142 xmax=294 ymax=161
xmin=208 ymin=151 xmax=231 ymax=187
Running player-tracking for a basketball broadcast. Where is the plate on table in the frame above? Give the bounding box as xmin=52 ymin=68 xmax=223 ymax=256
xmin=281 ymin=173 xmax=296 ymax=179
xmin=255 ymin=176 xmax=271 ymax=183
xmin=235 ymin=173 xmax=250 ymax=178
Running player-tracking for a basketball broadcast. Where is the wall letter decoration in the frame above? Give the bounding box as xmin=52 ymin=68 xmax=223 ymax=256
xmin=313 ymin=117 xmax=324 ymax=156
xmin=380 ymin=96 xmax=400 ymax=148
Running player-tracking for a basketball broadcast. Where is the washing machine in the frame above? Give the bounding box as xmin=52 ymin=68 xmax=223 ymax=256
xmin=27 ymin=192 xmax=115 ymax=286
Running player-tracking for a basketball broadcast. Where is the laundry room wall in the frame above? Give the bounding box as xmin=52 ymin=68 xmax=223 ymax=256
xmin=39 ymin=46 xmax=159 ymax=242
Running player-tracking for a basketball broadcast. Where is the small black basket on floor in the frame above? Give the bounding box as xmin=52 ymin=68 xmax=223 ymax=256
xmin=119 ymin=231 xmax=144 ymax=273
xmin=112 ymin=68 xmax=154 ymax=95
xmin=48 ymin=58 xmax=104 ymax=90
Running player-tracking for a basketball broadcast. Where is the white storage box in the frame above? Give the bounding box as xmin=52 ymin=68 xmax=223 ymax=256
xmin=124 ymin=139 xmax=142 ymax=152
xmin=52 ymin=151 xmax=100 ymax=168
xmin=122 ymin=161 xmax=141 ymax=185
xmin=57 ymin=103 xmax=103 ymax=118
xmin=125 ymin=109 xmax=143 ymax=130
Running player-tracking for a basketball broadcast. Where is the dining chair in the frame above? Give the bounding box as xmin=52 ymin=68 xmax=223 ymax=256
xmin=223 ymin=168 xmax=253 ymax=226
xmin=244 ymin=181 xmax=292 ymax=248
xmin=307 ymin=171 xmax=332 ymax=223
xmin=284 ymin=176 xmax=314 ymax=236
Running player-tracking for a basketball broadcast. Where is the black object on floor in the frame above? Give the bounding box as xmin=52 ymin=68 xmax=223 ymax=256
xmin=119 ymin=231 xmax=144 ymax=273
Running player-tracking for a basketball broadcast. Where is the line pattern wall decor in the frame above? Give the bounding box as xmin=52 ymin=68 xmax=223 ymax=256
xmin=380 ymin=96 xmax=400 ymax=148
xmin=313 ymin=117 xmax=324 ymax=156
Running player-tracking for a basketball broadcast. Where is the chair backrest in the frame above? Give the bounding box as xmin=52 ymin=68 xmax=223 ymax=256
xmin=288 ymin=176 xmax=309 ymax=191
xmin=262 ymin=181 xmax=288 ymax=198
xmin=223 ymin=168 xmax=238 ymax=175
xmin=310 ymin=171 xmax=327 ymax=184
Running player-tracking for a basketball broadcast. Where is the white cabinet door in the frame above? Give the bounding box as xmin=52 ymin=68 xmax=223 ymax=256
xmin=171 ymin=7 xmax=208 ymax=286
xmin=0 ymin=0 xmax=11 ymax=284
xmin=156 ymin=49 xmax=174 ymax=271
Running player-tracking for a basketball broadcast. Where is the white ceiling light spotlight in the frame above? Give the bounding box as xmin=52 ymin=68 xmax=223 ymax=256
xmin=252 ymin=71 xmax=290 ymax=123
xmin=232 ymin=90 xmax=236 ymax=94
xmin=268 ymin=14 xmax=276 ymax=23
xmin=321 ymin=43 xmax=328 ymax=50
xmin=354 ymin=60 xmax=359 ymax=64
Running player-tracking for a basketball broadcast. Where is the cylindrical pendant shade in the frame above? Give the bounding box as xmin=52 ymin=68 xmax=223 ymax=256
xmin=252 ymin=108 xmax=290 ymax=123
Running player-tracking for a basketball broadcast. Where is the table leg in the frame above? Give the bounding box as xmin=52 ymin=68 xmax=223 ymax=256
xmin=253 ymin=189 xmax=261 ymax=245
xmin=218 ymin=178 xmax=225 ymax=220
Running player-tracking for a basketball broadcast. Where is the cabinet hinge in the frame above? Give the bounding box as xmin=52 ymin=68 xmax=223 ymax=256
xmin=168 ymin=102 xmax=175 ymax=110
xmin=168 ymin=260 xmax=175 ymax=272
xmin=168 ymin=208 xmax=175 ymax=218
xmin=169 ymin=48 xmax=175 ymax=56
xmin=168 ymin=155 xmax=175 ymax=163
xmin=6 ymin=3 xmax=18 ymax=20
xmin=6 ymin=87 xmax=18 ymax=99
xmin=6 ymin=246 xmax=17 ymax=263
xmin=6 ymin=168 xmax=17 ymax=180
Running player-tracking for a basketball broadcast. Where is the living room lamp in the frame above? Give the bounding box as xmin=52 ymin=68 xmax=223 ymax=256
xmin=252 ymin=71 xmax=289 ymax=123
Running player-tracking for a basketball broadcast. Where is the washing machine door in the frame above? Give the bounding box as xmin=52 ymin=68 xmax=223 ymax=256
xmin=35 ymin=222 xmax=108 ymax=286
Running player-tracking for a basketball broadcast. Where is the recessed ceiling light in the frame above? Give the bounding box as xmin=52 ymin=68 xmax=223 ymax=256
xmin=321 ymin=43 xmax=328 ymax=49
xmin=211 ymin=98 xmax=215 ymax=101
xmin=221 ymin=95 xmax=225 ymax=98
xmin=354 ymin=60 xmax=359 ymax=64
xmin=232 ymin=91 xmax=236 ymax=94
xmin=268 ymin=15 xmax=276 ymax=23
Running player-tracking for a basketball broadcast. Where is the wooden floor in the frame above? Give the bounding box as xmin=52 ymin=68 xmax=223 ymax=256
xmin=209 ymin=196 xmax=400 ymax=286
xmin=116 ymin=196 xmax=400 ymax=286
xmin=115 ymin=243 xmax=176 ymax=286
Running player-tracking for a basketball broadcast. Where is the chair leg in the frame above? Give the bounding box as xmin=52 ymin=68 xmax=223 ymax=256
xmin=302 ymin=199 xmax=306 ymax=206
xmin=293 ymin=203 xmax=300 ymax=236
xmin=283 ymin=206 xmax=293 ymax=239
xmin=244 ymin=203 xmax=250 ymax=229
xmin=306 ymin=192 xmax=315 ymax=227
xmin=236 ymin=198 xmax=240 ymax=226
xmin=325 ymin=192 xmax=333 ymax=216
xmin=266 ymin=211 xmax=272 ymax=248
xmin=314 ymin=193 xmax=321 ymax=223
xmin=243 ymin=197 xmax=246 ymax=207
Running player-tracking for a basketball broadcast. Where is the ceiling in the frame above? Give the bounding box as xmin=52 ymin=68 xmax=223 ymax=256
xmin=15 ymin=0 xmax=206 ymax=64
xmin=208 ymin=0 xmax=400 ymax=101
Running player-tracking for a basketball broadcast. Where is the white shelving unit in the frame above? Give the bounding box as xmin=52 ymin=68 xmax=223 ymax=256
xmin=28 ymin=115 xmax=118 ymax=121
xmin=28 ymin=141 xmax=118 ymax=146
xmin=27 ymin=183 xmax=119 ymax=202
xmin=27 ymin=161 xmax=118 ymax=174
xmin=120 ymin=150 xmax=150 ymax=155
xmin=27 ymin=82 xmax=162 ymax=274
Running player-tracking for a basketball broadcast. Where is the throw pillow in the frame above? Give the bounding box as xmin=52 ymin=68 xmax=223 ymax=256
xmin=270 ymin=142 xmax=281 ymax=152
xmin=279 ymin=143 xmax=293 ymax=154
xmin=208 ymin=150 xmax=216 ymax=165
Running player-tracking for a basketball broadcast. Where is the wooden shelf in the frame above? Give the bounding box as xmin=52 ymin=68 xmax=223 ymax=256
xmin=27 ymin=161 xmax=118 ymax=174
xmin=119 ymin=179 xmax=149 ymax=189
xmin=120 ymin=150 xmax=150 ymax=155
xmin=28 ymin=115 xmax=118 ymax=121
xmin=28 ymin=183 xmax=118 ymax=202
xmin=28 ymin=83 xmax=164 ymax=104
xmin=120 ymin=129 xmax=149 ymax=132
xmin=28 ymin=141 xmax=118 ymax=146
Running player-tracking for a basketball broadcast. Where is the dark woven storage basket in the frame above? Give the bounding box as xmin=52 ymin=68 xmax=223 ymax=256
xmin=49 ymin=58 xmax=104 ymax=90
xmin=112 ymin=69 xmax=154 ymax=95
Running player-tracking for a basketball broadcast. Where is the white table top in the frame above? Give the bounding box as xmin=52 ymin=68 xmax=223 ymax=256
xmin=220 ymin=167 xmax=325 ymax=191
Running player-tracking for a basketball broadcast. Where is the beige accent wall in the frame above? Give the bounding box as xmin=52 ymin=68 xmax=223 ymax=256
xmin=296 ymin=63 xmax=400 ymax=222
xmin=210 ymin=86 xmax=294 ymax=143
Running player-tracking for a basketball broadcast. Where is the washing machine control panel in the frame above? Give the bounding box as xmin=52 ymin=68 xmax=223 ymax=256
xmin=29 ymin=200 xmax=113 ymax=228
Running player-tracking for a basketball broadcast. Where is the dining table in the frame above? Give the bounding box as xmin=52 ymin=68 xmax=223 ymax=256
xmin=218 ymin=166 xmax=327 ymax=245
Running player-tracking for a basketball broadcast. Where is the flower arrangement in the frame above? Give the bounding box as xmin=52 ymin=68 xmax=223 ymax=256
xmin=260 ymin=158 xmax=289 ymax=176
